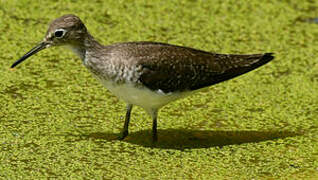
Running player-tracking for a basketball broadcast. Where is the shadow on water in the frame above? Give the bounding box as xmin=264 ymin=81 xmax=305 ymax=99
xmin=65 ymin=129 xmax=301 ymax=150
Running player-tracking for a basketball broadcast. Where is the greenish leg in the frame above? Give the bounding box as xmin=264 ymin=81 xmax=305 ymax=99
xmin=118 ymin=104 xmax=133 ymax=140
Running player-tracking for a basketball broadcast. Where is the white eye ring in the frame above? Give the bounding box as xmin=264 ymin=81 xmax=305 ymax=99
xmin=54 ymin=29 xmax=67 ymax=38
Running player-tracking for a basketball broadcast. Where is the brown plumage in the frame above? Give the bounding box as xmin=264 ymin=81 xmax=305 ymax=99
xmin=131 ymin=42 xmax=273 ymax=92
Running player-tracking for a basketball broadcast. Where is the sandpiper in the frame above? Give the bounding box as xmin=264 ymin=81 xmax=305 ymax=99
xmin=11 ymin=14 xmax=274 ymax=142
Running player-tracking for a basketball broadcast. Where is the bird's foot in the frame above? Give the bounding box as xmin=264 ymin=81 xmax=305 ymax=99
xmin=152 ymin=134 xmax=158 ymax=143
xmin=118 ymin=130 xmax=128 ymax=140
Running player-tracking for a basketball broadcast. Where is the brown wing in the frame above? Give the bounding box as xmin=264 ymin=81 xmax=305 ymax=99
xmin=111 ymin=42 xmax=274 ymax=93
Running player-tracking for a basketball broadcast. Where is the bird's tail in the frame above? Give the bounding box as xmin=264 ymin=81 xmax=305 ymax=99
xmin=212 ymin=53 xmax=274 ymax=84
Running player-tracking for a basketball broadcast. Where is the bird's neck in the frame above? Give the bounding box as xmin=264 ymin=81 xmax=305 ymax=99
xmin=68 ymin=33 xmax=103 ymax=61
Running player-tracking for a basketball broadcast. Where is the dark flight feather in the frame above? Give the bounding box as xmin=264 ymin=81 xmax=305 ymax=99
xmin=128 ymin=42 xmax=274 ymax=93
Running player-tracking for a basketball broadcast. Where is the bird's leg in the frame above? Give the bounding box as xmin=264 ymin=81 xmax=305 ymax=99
xmin=118 ymin=104 xmax=133 ymax=140
xmin=149 ymin=109 xmax=158 ymax=142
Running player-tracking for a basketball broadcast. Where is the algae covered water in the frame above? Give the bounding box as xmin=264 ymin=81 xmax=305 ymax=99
xmin=0 ymin=0 xmax=317 ymax=179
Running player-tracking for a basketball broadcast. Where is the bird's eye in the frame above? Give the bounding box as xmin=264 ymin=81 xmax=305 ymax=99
xmin=54 ymin=29 xmax=66 ymax=38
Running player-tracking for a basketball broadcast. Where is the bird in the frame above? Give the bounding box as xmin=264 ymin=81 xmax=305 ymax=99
xmin=11 ymin=14 xmax=274 ymax=142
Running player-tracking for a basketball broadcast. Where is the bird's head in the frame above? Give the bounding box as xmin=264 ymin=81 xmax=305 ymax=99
xmin=11 ymin=14 xmax=87 ymax=68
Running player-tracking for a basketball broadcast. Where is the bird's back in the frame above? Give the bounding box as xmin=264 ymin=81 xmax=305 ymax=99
xmin=100 ymin=42 xmax=274 ymax=93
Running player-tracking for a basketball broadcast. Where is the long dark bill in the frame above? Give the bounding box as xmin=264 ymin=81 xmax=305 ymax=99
xmin=11 ymin=42 xmax=49 ymax=68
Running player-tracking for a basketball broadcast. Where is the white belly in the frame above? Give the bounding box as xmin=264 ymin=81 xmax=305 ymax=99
xmin=100 ymin=79 xmax=190 ymax=113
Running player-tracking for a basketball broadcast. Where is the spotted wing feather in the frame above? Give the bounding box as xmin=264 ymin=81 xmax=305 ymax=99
xmin=131 ymin=42 xmax=274 ymax=93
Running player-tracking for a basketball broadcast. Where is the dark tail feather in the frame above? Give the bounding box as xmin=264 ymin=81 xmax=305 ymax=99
xmin=246 ymin=53 xmax=274 ymax=68
xmin=211 ymin=53 xmax=274 ymax=85
xmin=235 ymin=53 xmax=274 ymax=72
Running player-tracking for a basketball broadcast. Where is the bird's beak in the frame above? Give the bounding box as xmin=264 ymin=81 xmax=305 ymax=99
xmin=11 ymin=41 xmax=50 ymax=68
